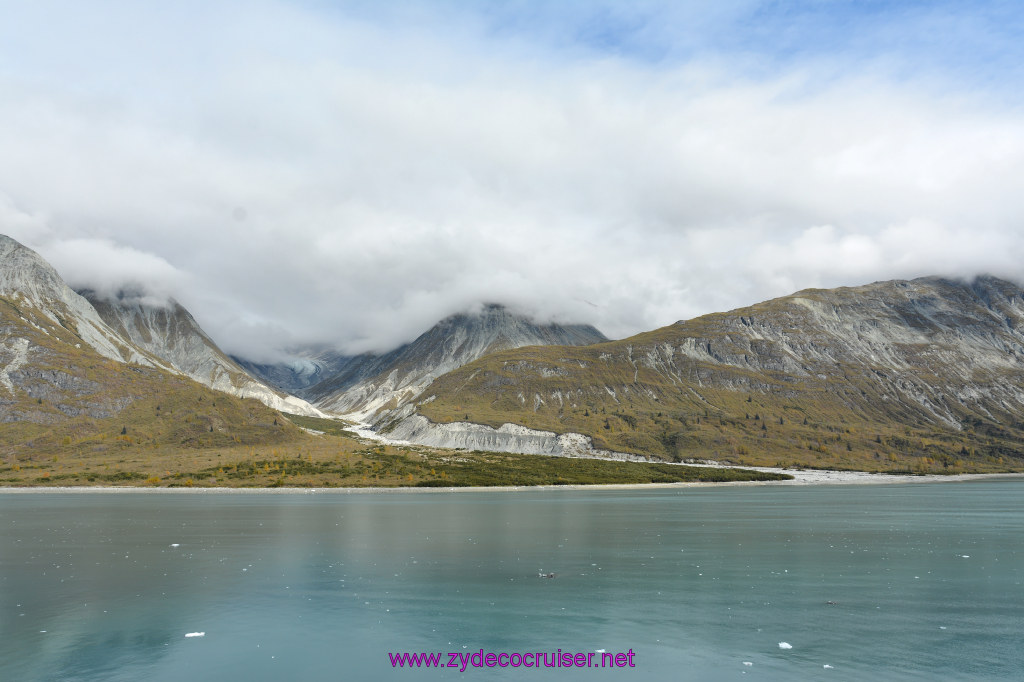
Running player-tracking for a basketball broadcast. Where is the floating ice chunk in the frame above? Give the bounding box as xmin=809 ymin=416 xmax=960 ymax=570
xmin=743 ymin=661 xmax=753 ymax=666
xmin=185 ymin=632 xmax=205 ymax=638
xmin=823 ymin=664 xmax=833 ymax=669
xmin=778 ymin=642 xmax=792 ymax=650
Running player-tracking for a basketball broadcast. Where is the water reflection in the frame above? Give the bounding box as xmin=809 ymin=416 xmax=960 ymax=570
xmin=1 ymin=484 xmax=1022 ymax=680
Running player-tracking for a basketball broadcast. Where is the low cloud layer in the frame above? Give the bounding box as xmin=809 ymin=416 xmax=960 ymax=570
xmin=1 ymin=1 xmax=1023 ymax=360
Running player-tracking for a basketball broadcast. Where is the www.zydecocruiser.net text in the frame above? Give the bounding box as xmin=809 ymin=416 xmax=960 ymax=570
xmin=389 ymin=649 xmax=637 ymax=671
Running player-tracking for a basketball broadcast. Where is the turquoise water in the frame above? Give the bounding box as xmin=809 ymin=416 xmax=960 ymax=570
xmin=2 ymin=482 xmax=1022 ymax=681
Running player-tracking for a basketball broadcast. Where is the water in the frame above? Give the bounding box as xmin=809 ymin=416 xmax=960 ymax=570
xmin=2 ymin=481 xmax=1022 ymax=681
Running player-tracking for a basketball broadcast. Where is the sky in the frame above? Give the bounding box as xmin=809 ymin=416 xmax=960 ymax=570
xmin=1 ymin=0 xmax=1023 ymax=361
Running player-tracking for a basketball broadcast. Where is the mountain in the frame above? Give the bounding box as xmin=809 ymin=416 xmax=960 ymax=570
xmin=10 ymin=226 xmax=1024 ymax=474
xmin=299 ymin=303 xmax=607 ymax=419
xmin=0 ymin=235 xmax=170 ymax=369
xmin=1 ymin=235 xmax=300 ymax=452
xmin=383 ymin=276 xmax=1024 ymax=473
xmin=80 ymin=288 xmax=324 ymax=417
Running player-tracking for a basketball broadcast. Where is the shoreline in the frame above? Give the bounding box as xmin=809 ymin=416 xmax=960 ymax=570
xmin=2 ymin=470 xmax=1023 ymax=493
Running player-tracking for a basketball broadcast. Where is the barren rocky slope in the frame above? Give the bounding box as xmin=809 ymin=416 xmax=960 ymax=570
xmin=81 ymin=289 xmax=323 ymax=417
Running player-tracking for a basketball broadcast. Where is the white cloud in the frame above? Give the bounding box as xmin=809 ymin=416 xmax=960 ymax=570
xmin=36 ymin=238 xmax=188 ymax=304
xmin=0 ymin=2 xmax=1022 ymax=359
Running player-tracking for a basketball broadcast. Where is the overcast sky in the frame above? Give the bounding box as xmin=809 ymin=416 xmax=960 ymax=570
xmin=2 ymin=0 xmax=1023 ymax=360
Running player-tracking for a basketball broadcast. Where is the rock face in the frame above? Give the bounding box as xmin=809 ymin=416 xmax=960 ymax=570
xmin=401 ymin=276 xmax=1024 ymax=469
xmin=381 ymin=407 xmax=646 ymax=461
xmin=0 ymin=235 xmax=165 ymax=367
xmin=0 ymin=234 xmax=321 ymax=419
xmin=302 ymin=304 xmax=608 ymax=419
xmin=80 ymin=289 xmax=324 ymax=418
xmin=1 ymin=235 xmax=173 ymax=427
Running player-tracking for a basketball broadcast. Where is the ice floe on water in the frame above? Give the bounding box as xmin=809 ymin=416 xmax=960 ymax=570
xmin=185 ymin=632 xmax=205 ymax=638
xmin=778 ymin=642 xmax=792 ymax=650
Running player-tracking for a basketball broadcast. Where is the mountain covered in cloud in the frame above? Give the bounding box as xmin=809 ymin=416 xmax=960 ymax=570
xmin=0 ymin=235 xmax=171 ymax=370
xmin=240 ymin=304 xmax=608 ymax=420
xmin=9 ymin=228 xmax=1024 ymax=475
xmin=0 ymin=234 xmax=306 ymax=452
xmin=79 ymin=288 xmax=324 ymax=418
xmin=232 ymin=346 xmax=359 ymax=395
xmin=0 ymin=234 xmax=322 ymax=428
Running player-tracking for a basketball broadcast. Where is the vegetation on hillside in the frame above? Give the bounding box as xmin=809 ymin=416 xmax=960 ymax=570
xmin=1 ymin=410 xmax=789 ymax=488
xmin=417 ymin=289 xmax=1024 ymax=475
xmin=1 ymin=298 xmax=783 ymax=488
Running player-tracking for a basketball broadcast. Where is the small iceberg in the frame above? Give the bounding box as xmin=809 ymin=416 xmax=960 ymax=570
xmin=823 ymin=664 xmax=834 ymax=669
xmin=778 ymin=642 xmax=792 ymax=650
xmin=185 ymin=632 xmax=205 ymax=638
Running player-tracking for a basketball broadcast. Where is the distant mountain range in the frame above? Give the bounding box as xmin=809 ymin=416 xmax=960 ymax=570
xmin=4 ymin=232 xmax=1024 ymax=472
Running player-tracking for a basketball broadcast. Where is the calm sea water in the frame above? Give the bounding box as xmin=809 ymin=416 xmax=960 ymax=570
xmin=2 ymin=482 xmax=1022 ymax=681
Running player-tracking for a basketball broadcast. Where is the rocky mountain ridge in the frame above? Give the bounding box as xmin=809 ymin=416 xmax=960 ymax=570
xmin=0 ymin=235 xmax=321 ymax=421
xmin=386 ymin=276 xmax=1024 ymax=472
xmin=0 ymin=235 xmax=170 ymax=369
xmin=8 ymin=228 xmax=1024 ymax=473
xmin=297 ymin=303 xmax=608 ymax=419
xmin=81 ymin=288 xmax=323 ymax=417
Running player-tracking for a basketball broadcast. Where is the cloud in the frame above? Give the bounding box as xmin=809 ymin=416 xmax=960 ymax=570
xmin=0 ymin=1 xmax=1023 ymax=359
xmin=37 ymin=238 xmax=188 ymax=304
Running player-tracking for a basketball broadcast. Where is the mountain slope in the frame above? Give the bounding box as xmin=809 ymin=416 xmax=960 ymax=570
xmin=0 ymin=238 xmax=301 ymax=454
xmin=303 ymin=304 xmax=607 ymax=418
xmin=0 ymin=235 xmax=169 ymax=368
xmin=80 ymin=289 xmax=324 ymax=417
xmin=401 ymin=276 xmax=1024 ymax=472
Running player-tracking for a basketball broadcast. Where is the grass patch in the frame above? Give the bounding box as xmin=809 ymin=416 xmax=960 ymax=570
xmin=283 ymin=413 xmax=360 ymax=438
